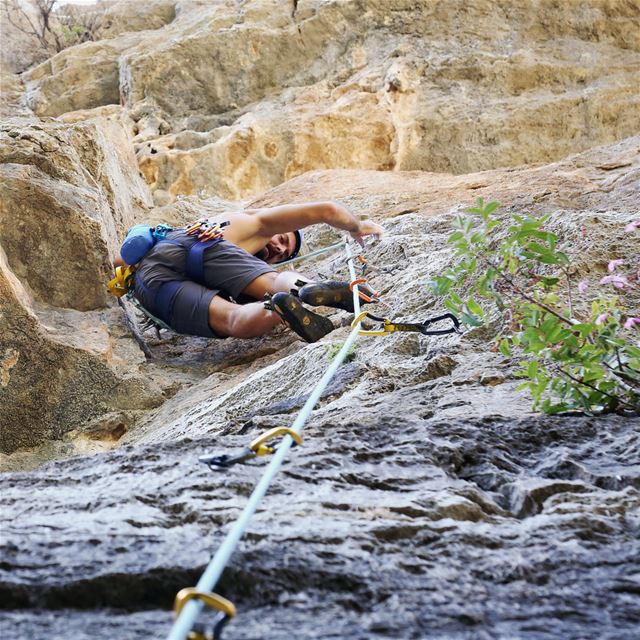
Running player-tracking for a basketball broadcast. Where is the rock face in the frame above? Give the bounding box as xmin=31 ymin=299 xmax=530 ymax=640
xmin=20 ymin=0 xmax=640 ymax=203
xmin=1 ymin=1 xmax=639 ymax=638
xmin=1 ymin=391 xmax=638 ymax=640
xmin=1 ymin=134 xmax=639 ymax=637
xmin=0 ymin=77 xmax=165 ymax=454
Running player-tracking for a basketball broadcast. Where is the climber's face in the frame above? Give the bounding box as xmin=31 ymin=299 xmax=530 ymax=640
xmin=257 ymin=232 xmax=299 ymax=264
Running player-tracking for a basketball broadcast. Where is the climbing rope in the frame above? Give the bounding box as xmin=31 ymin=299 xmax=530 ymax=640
xmin=166 ymin=243 xmax=365 ymax=640
xmin=273 ymin=239 xmax=346 ymax=269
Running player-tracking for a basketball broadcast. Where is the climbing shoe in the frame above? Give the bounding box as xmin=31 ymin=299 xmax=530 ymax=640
xmin=297 ymin=280 xmax=377 ymax=313
xmin=269 ymin=292 xmax=335 ymax=343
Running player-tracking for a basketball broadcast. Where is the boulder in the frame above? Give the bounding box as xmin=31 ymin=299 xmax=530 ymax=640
xmin=0 ymin=89 xmax=163 ymax=455
xmin=98 ymin=0 xmax=177 ymax=40
xmin=0 ymin=247 xmax=159 ymax=453
xmin=0 ymin=116 xmax=151 ymax=307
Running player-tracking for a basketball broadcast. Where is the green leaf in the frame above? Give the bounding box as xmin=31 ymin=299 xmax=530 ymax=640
xmin=540 ymin=314 xmax=560 ymax=335
xmin=461 ymin=312 xmax=483 ymax=327
xmin=484 ymin=201 xmax=500 ymax=215
xmin=499 ymin=340 xmax=511 ymax=357
xmin=542 ymin=401 xmax=571 ymax=415
xmin=467 ymin=298 xmax=484 ymax=318
xmin=449 ymin=291 xmax=463 ymax=305
xmin=444 ymin=298 xmax=461 ymax=314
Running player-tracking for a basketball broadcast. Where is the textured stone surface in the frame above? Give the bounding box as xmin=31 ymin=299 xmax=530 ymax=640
xmin=0 ymin=81 xmax=163 ymax=454
xmin=1 ymin=136 xmax=637 ymax=637
xmin=1 ymin=2 xmax=639 ymax=637
xmin=18 ymin=0 xmax=640 ymax=202
xmin=1 ymin=414 xmax=638 ymax=639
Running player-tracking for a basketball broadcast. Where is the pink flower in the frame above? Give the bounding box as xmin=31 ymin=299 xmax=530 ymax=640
xmin=624 ymin=220 xmax=640 ymax=233
xmin=623 ymin=317 xmax=640 ymax=329
xmin=607 ymin=259 xmax=624 ymax=272
xmin=595 ymin=313 xmax=610 ymax=325
xmin=600 ymin=274 xmax=629 ymax=289
xmin=577 ymin=280 xmax=588 ymax=293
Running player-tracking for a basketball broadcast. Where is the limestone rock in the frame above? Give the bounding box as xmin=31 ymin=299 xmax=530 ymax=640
xmin=0 ymin=2 xmax=639 ymax=637
xmin=0 ymin=135 xmax=638 ymax=639
xmin=23 ymin=33 xmax=143 ymax=116
xmin=1 ymin=408 xmax=638 ymax=638
xmin=98 ymin=0 xmax=177 ymax=40
xmin=0 ymin=117 xmax=151 ymax=307
xmin=18 ymin=0 xmax=640 ymax=202
xmin=0 ymin=104 xmax=162 ymax=455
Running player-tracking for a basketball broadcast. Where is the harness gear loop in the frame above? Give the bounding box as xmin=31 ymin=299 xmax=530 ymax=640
xmin=186 ymin=220 xmax=230 ymax=243
xmin=107 ymin=265 xmax=136 ymax=298
xmin=174 ymin=588 xmax=236 ymax=640
xmin=199 ymin=427 xmax=303 ymax=471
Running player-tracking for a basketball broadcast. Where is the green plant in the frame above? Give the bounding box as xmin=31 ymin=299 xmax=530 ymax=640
xmin=60 ymin=23 xmax=86 ymax=44
xmin=326 ymin=342 xmax=358 ymax=364
xmin=430 ymin=198 xmax=640 ymax=414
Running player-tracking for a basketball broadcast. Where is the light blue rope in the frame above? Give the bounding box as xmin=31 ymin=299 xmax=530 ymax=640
xmin=167 ymin=243 xmax=363 ymax=640
xmin=274 ymin=239 xmax=346 ymax=269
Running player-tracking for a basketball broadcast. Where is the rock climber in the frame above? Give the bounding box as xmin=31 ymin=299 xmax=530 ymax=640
xmin=116 ymin=201 xmax=385 ymax=342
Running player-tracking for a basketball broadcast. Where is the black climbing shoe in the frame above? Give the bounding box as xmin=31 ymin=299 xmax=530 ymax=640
xmin=270 ymin=292 xmax=335 ymax=343
xmin=298 ymin=280 xmax=377 ymax=313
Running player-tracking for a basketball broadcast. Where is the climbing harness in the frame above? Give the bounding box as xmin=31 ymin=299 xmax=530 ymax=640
xmin=166 ymin=242 xmax=461 ymax=640
xmin=108 ymin=220 xmax=230 ymax=332
xmin=199 ymin=427 xmax=303 ymax=471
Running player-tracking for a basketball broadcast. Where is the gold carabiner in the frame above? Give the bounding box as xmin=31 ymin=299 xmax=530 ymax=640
xmin=249 ymin=427 xmax=302 ymax=457
xmin=174 ymin=587 xmax=236 ymax=619
xmin=351 ymin=311 xmax=391 ymax=336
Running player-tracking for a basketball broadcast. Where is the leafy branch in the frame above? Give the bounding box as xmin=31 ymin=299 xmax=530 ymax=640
xmin=430 ymin=198 xmax=640 ymax=415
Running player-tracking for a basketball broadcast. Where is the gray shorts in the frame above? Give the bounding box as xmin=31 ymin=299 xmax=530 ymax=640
xmin=133 ymin=233 xmax=276 ymax=338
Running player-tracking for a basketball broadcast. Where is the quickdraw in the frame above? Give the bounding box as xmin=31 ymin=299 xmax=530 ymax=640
xmin=348 ymin=278 xmax=380 ymax=303
xmin=129 ymin=296 xmax=172 ymax=333
xmin=174 ymin=588 xmax=236 ymax=640
xmin=186 ymin=220 xmax=230 ymax=243
xmin=348 ymin=254 xmax=395 ymax=276
xmin=199 ymin=427 xmax=303 ymax=471
xmin=351 ymin=311 xmax=461 ymax=336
